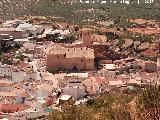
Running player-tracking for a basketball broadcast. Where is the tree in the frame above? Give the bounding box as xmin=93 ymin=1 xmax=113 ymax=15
xmin=49 ymin=105 xmax=94 ymax=120
xmin=49 ymin=92 xmax=133 ymax=120
xmin=137 ymin=85 xmax=160 ymax=120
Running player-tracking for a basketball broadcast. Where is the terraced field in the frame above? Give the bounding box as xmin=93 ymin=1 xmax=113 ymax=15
xmin=0 ymin=0 xmax=40 ymax=20
xmin=0 ymin=0 xmax=160 ymax=25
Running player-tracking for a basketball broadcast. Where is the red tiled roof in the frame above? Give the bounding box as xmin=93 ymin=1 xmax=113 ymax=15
xmin=116 ymin=75 xmax=124 ymax=81
xmin=92 ymin=34 xmax=107 ymax=43
xmin=19 ymin=62 xmax=28 ymax=69
xmin=0 ymin=104 xmax=29 ymax=113
xmin=95 ymin=77 xmax=109 ymax=84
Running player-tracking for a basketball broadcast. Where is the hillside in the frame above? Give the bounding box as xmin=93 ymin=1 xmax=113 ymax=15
xmin=48 ymin=85 xmax=160 ymax=120
xmin=0 ymin=1 xmax=160 ymax=25
xmin=0 ymin=0 xmax=40 ymax=19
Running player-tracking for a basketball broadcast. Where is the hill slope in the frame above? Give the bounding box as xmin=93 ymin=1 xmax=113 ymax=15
xmin=0 ymin=0 xmax=39 ymax=20
xmin=0 ymin=0 xmax=160 ymax=25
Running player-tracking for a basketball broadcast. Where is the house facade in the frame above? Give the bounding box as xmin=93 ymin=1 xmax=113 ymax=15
xmin=46 ymin=44 xmax=95 ymax=70
xmin=0 ymin=28 xmax=28 ymax=39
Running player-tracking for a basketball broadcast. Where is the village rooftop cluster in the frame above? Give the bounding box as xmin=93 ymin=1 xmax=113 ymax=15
xmin=0 ymin=17 xmax=160 ymax=119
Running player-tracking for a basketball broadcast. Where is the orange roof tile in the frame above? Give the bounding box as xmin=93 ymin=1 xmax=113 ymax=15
xmin=0 ymin=104 xmax=29 ymax=112
xmin=95 ymin=77 xmax=109 ymax=84
xmin=19 ymin=62 xmax=28 ymax=69
xmin=46 ymin=44 xmax=94 ymax=58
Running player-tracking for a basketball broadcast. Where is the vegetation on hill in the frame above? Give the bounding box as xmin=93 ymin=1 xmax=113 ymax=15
xmin=0 ymin=1 xmax=160 ymax=26
xmin=49 ymin=85 xmax=160 ymax=120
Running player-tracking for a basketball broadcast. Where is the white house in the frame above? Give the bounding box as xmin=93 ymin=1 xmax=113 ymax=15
xmin=17 ymin=23 xmax=44 ymax=36
xmin=63 ymin=80 xmax=85 ymax=100
xmin=0 ymin=64 xmax=13 ymax=77
xmin=12 ymin=70 xmax=27 ymax=82
xmin=14 ymin=38 xmax=29 ymax=45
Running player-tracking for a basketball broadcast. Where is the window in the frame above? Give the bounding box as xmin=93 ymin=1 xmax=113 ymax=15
xmin=80 ymin=32 xmax=82 ymax=38
xmin=88 ymin=32 xmax=90 ymax=35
